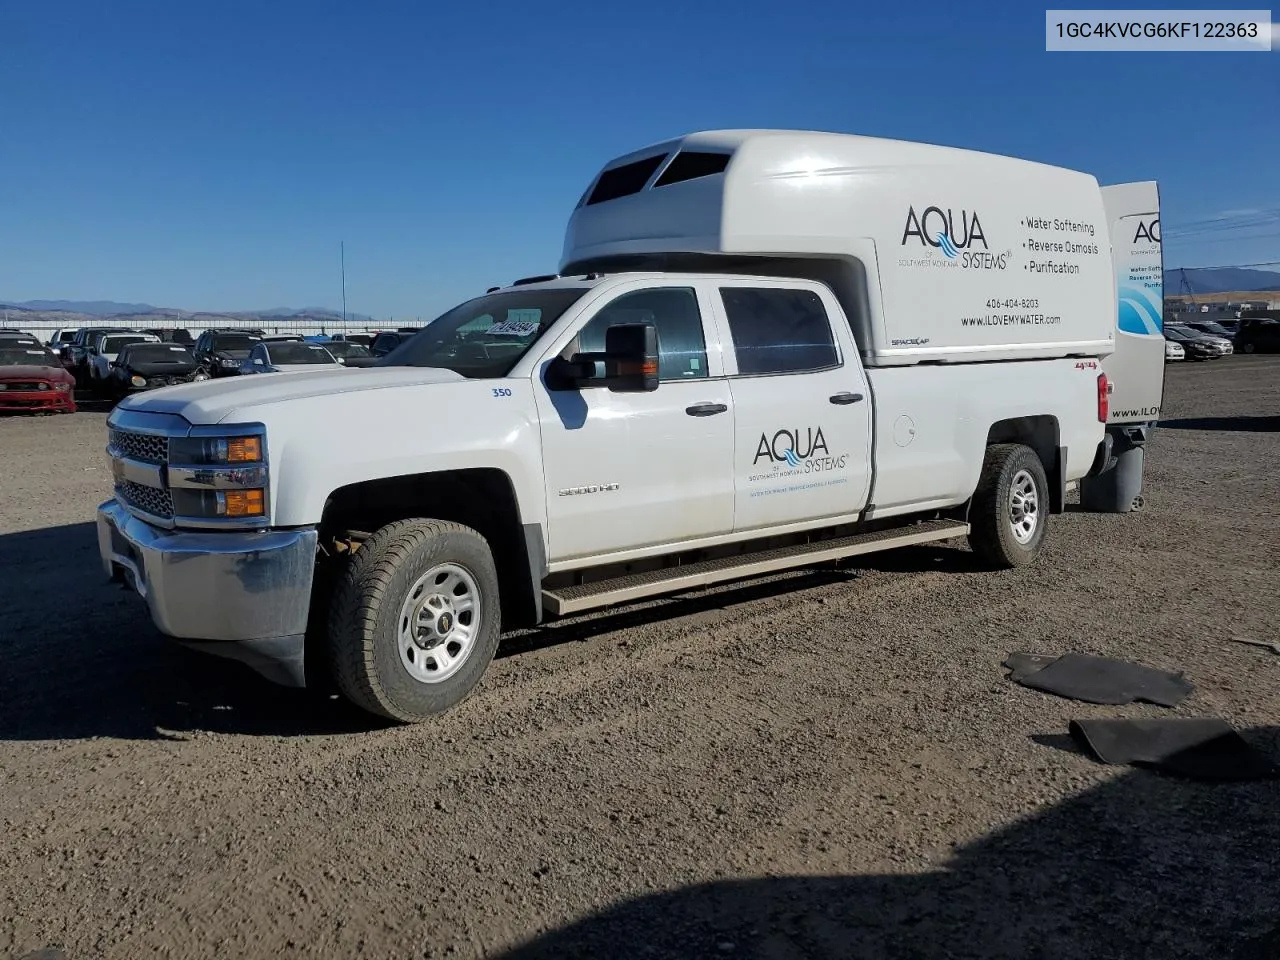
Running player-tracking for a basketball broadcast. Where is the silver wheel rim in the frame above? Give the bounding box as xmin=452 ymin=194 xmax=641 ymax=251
xmin=396 ymin=563 xmax=482 ymax=684
xmin=1009 ymin=469 xmax=1039 ymax=545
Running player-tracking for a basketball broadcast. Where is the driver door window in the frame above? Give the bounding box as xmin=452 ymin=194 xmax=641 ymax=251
xmin=573 ymin=287 xmax=708 ymax=381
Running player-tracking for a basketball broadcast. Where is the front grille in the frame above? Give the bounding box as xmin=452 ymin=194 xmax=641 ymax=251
xmin=116 ymin=480 xmax=174 ymax=520
xmin=0 ymin=381 xmax=48 ymax=392
xmin=109 ymin=429 xmax=169 ymax=464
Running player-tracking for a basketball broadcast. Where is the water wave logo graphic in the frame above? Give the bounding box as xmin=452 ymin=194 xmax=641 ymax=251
xmin=935 ymin=231 xmax=960 ymax=259
xmin=782 ymin=448 xmax=801 ymax=468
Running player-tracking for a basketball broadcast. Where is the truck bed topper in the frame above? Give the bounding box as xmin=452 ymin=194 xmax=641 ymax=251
xmin=562 ymin=129 xmax=1116 ymax=367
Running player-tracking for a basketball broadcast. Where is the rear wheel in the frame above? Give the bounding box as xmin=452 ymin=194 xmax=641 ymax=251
xmin=328 ymin=519 xmax=502 ymax=723
xmin=967 ymin=443 xmax=1049 ymax=569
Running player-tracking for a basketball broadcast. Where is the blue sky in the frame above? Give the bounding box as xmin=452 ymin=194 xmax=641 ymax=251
xmin=1 ymin=1 xmax=1277 ymax=319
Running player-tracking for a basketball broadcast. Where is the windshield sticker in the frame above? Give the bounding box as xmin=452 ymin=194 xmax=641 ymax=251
xmin=487 ymin=318 xmax=540 ymax=337
xmin=169 ymin=346 xmax=186 ymax=352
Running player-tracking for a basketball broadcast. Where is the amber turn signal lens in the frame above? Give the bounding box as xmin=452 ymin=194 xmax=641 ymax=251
xmin=218 ymin=489 xmax=266 ymax=517
xmin=226 ymin=437 xmax=261 ymax=462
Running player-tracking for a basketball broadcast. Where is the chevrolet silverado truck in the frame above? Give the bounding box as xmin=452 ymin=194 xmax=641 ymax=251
xmin=97 ymin=130 xmax=1160 ymax=723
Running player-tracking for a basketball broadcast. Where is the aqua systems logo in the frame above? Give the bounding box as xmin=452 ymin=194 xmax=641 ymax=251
xmin=751 ymin=426 xmax=849 ymax=478
xmin=900 ymin=205 xmax=1010 ymax=270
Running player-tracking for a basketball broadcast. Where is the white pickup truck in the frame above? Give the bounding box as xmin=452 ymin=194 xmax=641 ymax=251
xmin=97 ymin=130 xmax=1163 ymax=722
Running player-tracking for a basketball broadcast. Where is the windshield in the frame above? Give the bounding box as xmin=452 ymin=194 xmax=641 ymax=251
xmin=1195 ymin=323 xmax=1230 ymax=336
xmin=379 ymin=289 xmax=588 ymax=377
xmin=103 ymin=335 xmax=153 ymax=354
xmin=268 ymin=342 xmax=335 ymax=364
xmin=326 ymin=341 xmax=371 ymax=358
xmin=0 ymin=347 xmax=57 ymax=367
xmin=212 ymin=335 xmax=260 ymax=352
xmin=123 ymin=344 xmax=194 ymax=363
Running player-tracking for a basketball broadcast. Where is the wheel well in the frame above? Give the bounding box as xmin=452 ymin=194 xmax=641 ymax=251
xmin=317 ymin=469 xmax=540 ymax=629
xmin=984 ymin=416 xmax=1064 ymax=512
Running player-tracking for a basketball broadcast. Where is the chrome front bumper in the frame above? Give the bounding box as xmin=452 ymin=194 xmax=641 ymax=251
xmin=96 ymin=499 xmax=318 ymax=686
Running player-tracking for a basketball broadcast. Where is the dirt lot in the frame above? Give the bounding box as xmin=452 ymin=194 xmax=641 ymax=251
xmin=1 ymin=359 xmax=1278 ymax=960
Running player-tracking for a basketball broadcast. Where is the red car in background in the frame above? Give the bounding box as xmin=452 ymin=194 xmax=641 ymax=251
xmin=0 ymin=341 xmax=77 ymax=414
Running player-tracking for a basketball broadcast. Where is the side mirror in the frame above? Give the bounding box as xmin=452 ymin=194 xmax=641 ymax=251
xmin=547 ymin=322 xmax=659 ymax=393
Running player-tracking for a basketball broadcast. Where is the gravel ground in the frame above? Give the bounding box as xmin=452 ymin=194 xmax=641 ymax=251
xmin=1 ymin=359 xmax=1278 ymax=960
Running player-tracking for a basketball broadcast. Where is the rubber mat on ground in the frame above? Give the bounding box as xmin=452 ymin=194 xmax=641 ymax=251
xmin=1003 ymin=652 xmax=1193 ymax=706
xmin=1069 ymin=717 xmax=1279 ymax=782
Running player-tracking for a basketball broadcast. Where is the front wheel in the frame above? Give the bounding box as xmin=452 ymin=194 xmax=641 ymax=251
xmin=967 ymin=443 xmax=1049 ymax=569
xmin=327 ymin=519 xmax=502 ymax=723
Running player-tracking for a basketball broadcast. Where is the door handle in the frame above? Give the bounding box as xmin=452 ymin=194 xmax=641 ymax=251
xmin=829 ymin=392 xmax=864 ymax=405
xmin=686 ymin=402 xmax=729 ymax=417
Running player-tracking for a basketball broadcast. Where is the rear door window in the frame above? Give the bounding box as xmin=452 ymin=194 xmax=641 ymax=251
xmin=719 ymin=287 xmax=838 ymax=376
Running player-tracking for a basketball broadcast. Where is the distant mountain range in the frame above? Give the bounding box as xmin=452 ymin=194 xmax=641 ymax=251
xmin=1163 ymin=267 xmax=1280 ymax=296
xmin=0 ymin=299 xmax=374 ymax=324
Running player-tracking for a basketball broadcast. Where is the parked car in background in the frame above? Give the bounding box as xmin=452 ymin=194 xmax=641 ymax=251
xmin=88 ymin=332 xmax=162 ymax=391
xmin=45 ymin=328 xmax=79 ymax=353
xmin=68 ymin=327 xmax=130 ymax=382
xmin=1174 ymin=322 xmax=1233 ymax=353
xmin=323 ymin=340 xmax=376 ymax=366
xmin=1165 ymin=340 xmax=1185 ymax=362
xmin=143 ymin=327 xmax=195 ymax=346
xmin=1185 ymin=320 xmax=1237 ymax=343
xmin=192 ymin=330 xmax=264 ymax=377
xmin=331 ymin=332 xmax=374 ymax=347
xmin=1234 ymin=318 xmax=1280 ymax=354
xmin=0 ymin=331 xmax=42 ymax=348
xmin=239 ymin=339 xmax=343 ymax=374
xmin=0 ymin=342 xmax=76 ymax=414
xmin=369 ymin=329 xmax=420 ymax=356
xmin=108 ymin=342 xmax=208 ymax=398
xmin=1165 ymin=324 xmax=1229 ymax=360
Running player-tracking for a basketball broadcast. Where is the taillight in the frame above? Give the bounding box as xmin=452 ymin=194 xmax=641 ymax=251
xmin=1097 ymin=373 xmax=1109 ymax=423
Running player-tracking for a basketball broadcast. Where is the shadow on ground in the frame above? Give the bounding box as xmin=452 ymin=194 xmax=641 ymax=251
xmin=496 ymin=729 xmax=1280 ymax=959
xmin=1159 ymin=415 xmax=1280 ymax=433
xmin=0 ymin=524 xmax=965 ymax=741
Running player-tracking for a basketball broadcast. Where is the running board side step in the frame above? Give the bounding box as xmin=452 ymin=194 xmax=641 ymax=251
xmin=541 ymin=519 xmax=970 ymax=617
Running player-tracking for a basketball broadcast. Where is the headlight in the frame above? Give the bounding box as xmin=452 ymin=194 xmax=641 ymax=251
xmin=55 ymin=382 xmax=71 ymax=392
xmin=170 ymin=435 xmax=262 ymax=464
xmin=167 ymin=426 xmax=269 ymax=526
xmin=220 ymin=357 xmax=238 ymax=367
xmin=131 ymin=375 xmax=147 ymax=387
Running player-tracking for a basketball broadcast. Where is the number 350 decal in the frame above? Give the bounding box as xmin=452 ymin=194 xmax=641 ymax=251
xmin=492 ymin=387 xmax=513 ymax=397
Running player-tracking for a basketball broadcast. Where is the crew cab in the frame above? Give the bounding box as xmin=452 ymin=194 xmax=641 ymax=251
xmin=97 ymin=129 xmax=1158 ymax=724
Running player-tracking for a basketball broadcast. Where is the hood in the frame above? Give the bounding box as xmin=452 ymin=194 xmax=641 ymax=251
xmin=125 ymin=356 xmax=199 ymax=377
xmin=118 ymin=365 xmax=466 ymax=423
xmin=0 ymin=364 xmax=73 ymax=382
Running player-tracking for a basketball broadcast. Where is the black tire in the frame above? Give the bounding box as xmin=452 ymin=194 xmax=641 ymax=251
xmin=967 ymin=443 xmax=1049 ymax=569
xmin=327 ymin=518 xmax=501 ymax=723
xmin=1242 ymin=343 xmax=1255 ymax=354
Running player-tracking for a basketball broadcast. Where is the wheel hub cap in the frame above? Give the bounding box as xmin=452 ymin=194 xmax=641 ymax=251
xmin=397 ymin=564 xmax=481 ymax=684
xmin=1009 ymin=469 xmax=1039 ymax=545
